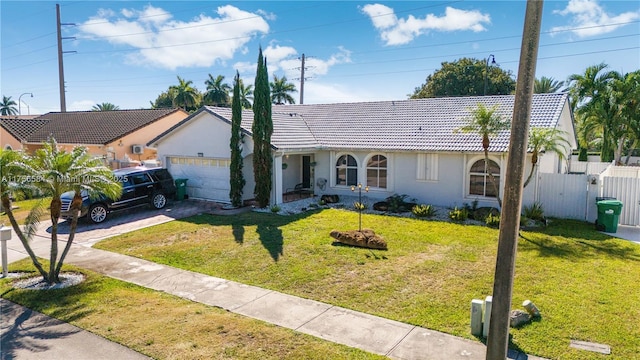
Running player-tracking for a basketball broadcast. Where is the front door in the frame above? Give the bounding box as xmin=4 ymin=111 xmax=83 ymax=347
xmin=302 ymin=155 xmax=312 ymax=188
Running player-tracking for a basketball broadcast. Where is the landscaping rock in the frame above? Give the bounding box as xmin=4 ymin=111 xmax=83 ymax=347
xmin=373 ymin=201 xmax=388 ymax=211
xmin=321 ymin=194 xmax=340 ymax=204
xmin=330 ymin=229 xmax=387 ymax=250
xmin=510 ymin=310 xmax=531 ymax=328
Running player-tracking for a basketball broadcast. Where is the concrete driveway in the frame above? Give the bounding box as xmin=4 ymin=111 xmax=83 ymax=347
xmin=3 ymin=199 xmax=224 ymax=264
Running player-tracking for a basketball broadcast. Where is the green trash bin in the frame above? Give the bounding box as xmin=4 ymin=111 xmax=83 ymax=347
xmin=174 ymin=178 xmax=188 ymax=201
xmin=596 ymin=199 xmax=623 ymax=233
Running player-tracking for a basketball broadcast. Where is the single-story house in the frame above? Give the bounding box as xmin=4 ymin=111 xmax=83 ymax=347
xmin=2 ymin=109 xmax=189 ymax=168
xmin=0 ymin=115 xmax=48 ymax=150
xmin=148 ymin=93 xmax=576 ymax=209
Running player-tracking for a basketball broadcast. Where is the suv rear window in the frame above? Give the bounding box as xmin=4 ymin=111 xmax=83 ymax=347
xmin=150 ymin=169 xmax=172 ymax=182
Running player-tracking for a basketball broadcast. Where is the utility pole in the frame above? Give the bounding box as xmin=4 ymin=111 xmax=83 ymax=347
xmin=295 ymin=54 xmax=312 ymax=105
xmin=56 ymin=4 xmax=75 ymax=112
xmin=299 ymin=54 xmax=306 ymax=104
xmin=485 ymin=1 xmax=544 ymax=359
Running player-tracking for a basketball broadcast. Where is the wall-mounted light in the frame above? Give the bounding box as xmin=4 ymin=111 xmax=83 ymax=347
xmin=118 ymin=140 xmax=123 ymax=147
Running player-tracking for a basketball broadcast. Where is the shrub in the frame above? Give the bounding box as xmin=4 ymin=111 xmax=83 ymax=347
xmin=485 ymin=213 xmax=500 ymax=228
xmin=448 ymin=207 xmax=469 ymax=222
xmin=412 ymin=204 xmax=436 ymax=218
xmin=270 ymin=205 xmax=281 ymax=213
xmin=523 ymin=202 xmax=545 ymax=221
xmin=353 ymin=201 xmax=367 ymax=211
xmin=385 ymin=194 xmax=417 ymax=213
xmin=463 ymin=199 xmax=479 ymax=215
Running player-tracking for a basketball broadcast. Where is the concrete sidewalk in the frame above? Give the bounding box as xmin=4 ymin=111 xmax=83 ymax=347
xmin=2 ymin=200 xmax=543 ymax=360
xmin=1 ymin=298 xmax=151 ymax=360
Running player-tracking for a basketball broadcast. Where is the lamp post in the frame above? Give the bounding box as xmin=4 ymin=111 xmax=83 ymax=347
xmin=18 ymin=92 xmax=33 ymax=115
xmin=351 ymin=183 xmax=369 ymax=232
xmin=484 ymin=55 xmax=496 ymax=96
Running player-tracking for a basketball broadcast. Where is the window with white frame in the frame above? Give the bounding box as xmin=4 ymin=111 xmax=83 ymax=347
xmin=336 ymin=154 xmax=358 ymax=186
xmin=366 ymin=154 xmax=387 ymax=188
xmin=416 ymin=153 xmax=438 ymax=181
xmin=469 ymin=159 xmax=500 ymax=197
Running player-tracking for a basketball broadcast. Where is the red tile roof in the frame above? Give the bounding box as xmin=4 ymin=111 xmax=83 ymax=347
xmin=27 ymin=108 xmax=183 ymax=144
xmin=1 ymin=117 xmax=50 ymax=141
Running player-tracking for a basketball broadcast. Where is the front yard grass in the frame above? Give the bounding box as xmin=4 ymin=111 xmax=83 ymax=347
xmin=0 ymin=260 xmax=385 ymax=360
xmin=94 ymin=208 xmax=640 ymax=360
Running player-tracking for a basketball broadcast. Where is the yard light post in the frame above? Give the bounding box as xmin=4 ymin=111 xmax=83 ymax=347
xmin=18 ymin=92 xmax=33 ymax=115
xmin=484 ymin=55 xmax=496 ymax=96
xmin=351 ymin=183 xmax=369 ymax=232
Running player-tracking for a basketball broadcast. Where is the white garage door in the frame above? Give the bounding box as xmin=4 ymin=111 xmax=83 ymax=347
xmin=168 ymin=156 xmax=230 ymax=203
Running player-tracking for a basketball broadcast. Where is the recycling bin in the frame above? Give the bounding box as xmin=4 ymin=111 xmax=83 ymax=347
xmin=596 ymin=199 xmax=623 ymax=233
xmin=175 ymin=178 xmax=188 ymax=201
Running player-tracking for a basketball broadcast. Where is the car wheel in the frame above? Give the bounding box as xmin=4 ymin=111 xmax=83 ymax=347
xmin=89 ymin=204 xmax=108 ymax=224
xmin=151 ymin=192 xmax=167 ymax=209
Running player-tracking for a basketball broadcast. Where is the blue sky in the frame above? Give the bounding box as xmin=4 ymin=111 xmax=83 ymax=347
xmin=1 ymin=0 xmax=639 ymax=114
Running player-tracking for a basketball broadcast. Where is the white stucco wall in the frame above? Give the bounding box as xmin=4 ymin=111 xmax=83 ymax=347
xmin=153 ymin=111 xmax=255 ymax=202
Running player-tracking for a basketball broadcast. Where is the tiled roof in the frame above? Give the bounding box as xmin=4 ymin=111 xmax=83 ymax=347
xmin=270 ymin=93 xmax=569 ymax=152
xmin=151 ymin=93 xmax=570 ymax=153
xmin=0 ymin=117 xmax=50 ymax=141
xmin=26 ymin=108 xmax=183 ymax=144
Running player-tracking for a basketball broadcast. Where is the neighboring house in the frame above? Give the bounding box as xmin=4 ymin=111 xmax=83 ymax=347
xmin=16 ymin=109 xmax=189 ymax=168
xmin=0 ymin=115 xmax=47 ymax=150
xmin=148 ymin=93 xmax=576 ymax=208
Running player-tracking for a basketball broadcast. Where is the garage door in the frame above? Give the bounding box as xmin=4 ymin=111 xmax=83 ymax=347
xmin=168 ymin=156 xmax=230 ymax=203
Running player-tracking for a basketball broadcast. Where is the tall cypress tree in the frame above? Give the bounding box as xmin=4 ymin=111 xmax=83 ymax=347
xmin=252 ymin=47 xmax=273 ymax=208
xmin=229 ymin=71 xmax=245 ymax=207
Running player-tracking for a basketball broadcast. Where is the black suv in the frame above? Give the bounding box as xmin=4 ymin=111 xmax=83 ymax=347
xmin=61 ymin=167 xmax=177 ymax=224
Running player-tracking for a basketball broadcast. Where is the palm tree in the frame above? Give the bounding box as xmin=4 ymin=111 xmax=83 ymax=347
xmin=523 ymin=127 xmax=571 ymax=187
xmin=0 ymin=148 xmax=48 ymax=278
xmin=6 ymin=138 xmax=121 ymax=284
xmin=1 ymin=95 xmax=18 ymax=115
xmin=608 ymin=70 xmax=640 ymax=163
xmin=568 ymin=63 xmax=619 ymax=162
xmin=270 ymin=75 xmax=296 ymax=105
xmin=534 ymin=77 xmax=565 ymax=93
xmin=457 ymin=103 xmax=510 ymax=208
xmin=169 ymin=76 xmax=199 ymax=111
xmin=204 ymin=74 xmax=231 ymax=107
xmin=238 ymin=79 xmax=254 ymax=109
xmin=91 ymin=102 xmax=120 ymax=111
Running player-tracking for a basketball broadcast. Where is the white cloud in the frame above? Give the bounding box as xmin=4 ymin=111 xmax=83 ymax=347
xmin=304 ymin=81 xmax=395 ymax=104
xmin=69 ymin=100 xmax=97 ymax=112
xmin=361 ymin=4 xmax=490 ymax=46
xmin=235 ymin=46 xmax=352 ymax=83
xmin=551 ymin=0 xmax=640 ymax=37
xmin=78 ymin=5 xmax=269 ymax=70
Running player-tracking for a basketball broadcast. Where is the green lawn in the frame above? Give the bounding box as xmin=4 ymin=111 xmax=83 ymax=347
xmin=93 ymin=209 xmax=640 ymax=360
xmin=1 ymin=261 xmax=385 ymax=360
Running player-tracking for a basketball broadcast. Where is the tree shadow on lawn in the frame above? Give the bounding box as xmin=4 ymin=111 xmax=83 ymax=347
xmin=1 ymin=268 xmax=102 ymax=359
xmin=183 ymin=209 xmax=319 ymax=262
xmin=519 ymin=219 xmax=640 ymax=262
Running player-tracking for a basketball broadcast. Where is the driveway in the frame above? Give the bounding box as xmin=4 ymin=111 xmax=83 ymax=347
xmin=4 ymin=199 xmax=227 ymax=263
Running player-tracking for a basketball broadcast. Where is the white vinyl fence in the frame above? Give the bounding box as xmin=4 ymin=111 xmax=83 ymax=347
xmin=537 ymin=173 xmax=593 ymax=221
xmin=537 ymin=165 xmax=640 ymax=226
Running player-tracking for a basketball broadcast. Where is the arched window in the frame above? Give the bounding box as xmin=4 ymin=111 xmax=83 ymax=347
xmin=469 ymin=159 xmax=500 ymax=197
xmin=366 ymin=154 xmax=387 ymax=188
xmin=4 ymin=145 xmax=13 ymax=150
xmin=336 ymin=155 xmax=357 ymax=186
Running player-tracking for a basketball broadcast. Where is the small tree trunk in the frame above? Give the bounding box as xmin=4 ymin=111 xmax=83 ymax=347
xmin=49 ymin=197 xmax=62 ymax=284
xmin=54 ymin=192 xmax=82 ymax=277
xmin=485 ymin=150 xmax=503 ymax=208
xmin=1 ymin=195 xmax=49 ymax=280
